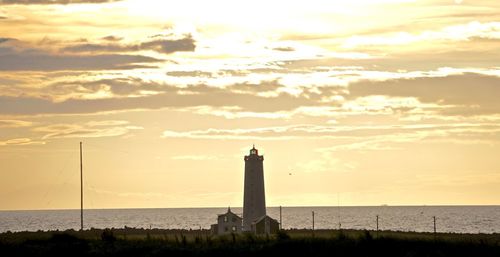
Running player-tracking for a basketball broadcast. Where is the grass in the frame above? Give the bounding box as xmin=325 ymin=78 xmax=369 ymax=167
xmin=1 ymin=228 xmax=499 ymax=256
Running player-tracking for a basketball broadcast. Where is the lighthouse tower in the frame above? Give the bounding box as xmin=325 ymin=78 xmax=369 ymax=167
xmin=242 ymin=145 xmax=266 ymax=231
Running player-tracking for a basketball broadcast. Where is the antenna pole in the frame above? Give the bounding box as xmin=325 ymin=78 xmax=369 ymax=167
xmin=337 ymin=193 xmax=341 ymax=230
xmin=279 ymin=206 xmax=282 ymax=230
xmin=433 ymin=216 xmax=436 ymax=236
xmin=80 ymin=141 xmax=83 ymax=231
xmin=312 ymin=211 xmax=315 ymax=237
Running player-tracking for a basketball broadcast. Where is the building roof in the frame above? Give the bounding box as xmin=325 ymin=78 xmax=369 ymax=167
xmin=217 ymin=207 xmax=242 ymax=219
xmin=252 ymin=215 xmax=278 ymax=224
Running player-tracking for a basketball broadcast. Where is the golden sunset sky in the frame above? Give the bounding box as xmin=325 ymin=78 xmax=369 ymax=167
xmin=0 ymin=0 xmax=499 ymax=210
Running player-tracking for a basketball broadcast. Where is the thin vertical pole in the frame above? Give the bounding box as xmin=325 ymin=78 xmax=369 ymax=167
xmin=279 ymin=206 xmax=282 ymax=230
xmin=312 ymin=211 xmax=315 ymax=237
xmin=337 ymin=193 xmax=341 ymax=230
xmin=376 ymin=215 xmax=379 ymax=236
xmin=433 ymin=216 xmax=436 ymax=235
xmin=80 ymin=141 xmax=83 ymax=231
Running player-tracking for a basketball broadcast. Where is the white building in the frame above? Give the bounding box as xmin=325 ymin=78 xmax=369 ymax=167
xmin=210 ymin=207 xmax=243 ymax=235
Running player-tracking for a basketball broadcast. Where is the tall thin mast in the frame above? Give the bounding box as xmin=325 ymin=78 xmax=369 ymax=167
xmin=80 ymin=141 xmax=83 ymax=231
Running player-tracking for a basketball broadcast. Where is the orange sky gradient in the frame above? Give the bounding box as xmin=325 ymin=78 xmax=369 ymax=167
xmin=0 ymin=0 xmax=499 ymax=210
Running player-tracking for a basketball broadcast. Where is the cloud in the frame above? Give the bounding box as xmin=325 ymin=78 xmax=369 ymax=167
xmin=319 ymin=133 xmax=423 ymax=152
xmin=0 ymin=119 xmax=33 ymax=128
xmin=343 ymin=21 xmax=500 ymax=48
xmin=0 ymin=138 xmax=44 ymax=146
xmin=1 ymin=71 xmax=498 ymax=118
xmin=282 ymin=48 xmax=500 ymax=72
xmin=85 ymin=120 xmax=129 ymax=126
xmin=272 ymin=46 xmax=295 ymax=52
xmin=318 ymin=124 xmax=500 ymax=153
xmin=0 ymin=9 xmax=6 ymax=19
xmin=0 ymin=53 xmax=160 ymax=71
xmin=230 ymin=81 xmax=283 ymax=94
xmin=62 ymin=35 xmax=196 ymax=54
xmin=140 ymin=35 xmax=195 ymax=54
xmin=166 ymin=71 xmax=213 ymax=77
xmin=162 ymin=127 xmax=296 ymax=141
xmin=185 ymin=106 xmax=291 ymax=119
xmin=0 ymin=0 xmax=120 ymax=4
xmin=161 ymin=123 xmax=500 ymax=144
xmin=0 ymin=80 xmax=321 ymax=115
xmin=0 ymin=38 xmax=161 ymax=71
xmin=61 ymin=43 xmax=139 ymax=53
xmin=101 ymin=35 xmax=123 ymax=41
xmin=295 ymin=154 xmax=357 ymax=173
xmin=0 ymin=76 xmax=23 ymax=87
xmin=32 ymin=120 xmax=143 ymax=139
xmin=43 ymin=77 xmax=170 ymax=99
xmin=348 ymin=73 xmax=500 ymax=116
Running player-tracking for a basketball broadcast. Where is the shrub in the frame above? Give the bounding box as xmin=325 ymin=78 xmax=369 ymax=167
xmin=363 ymin=230 xmax=373 ymax=241
xmin=101 ymin=229 xmax=116 ymax=243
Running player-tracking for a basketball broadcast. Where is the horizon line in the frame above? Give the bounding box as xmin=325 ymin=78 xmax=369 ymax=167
xmin=2 ymin=204 xmax=499 ymax=212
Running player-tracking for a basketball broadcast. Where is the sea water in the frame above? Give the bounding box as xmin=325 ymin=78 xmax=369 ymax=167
xmin=0 ymin=206 xmax=498 ymax=233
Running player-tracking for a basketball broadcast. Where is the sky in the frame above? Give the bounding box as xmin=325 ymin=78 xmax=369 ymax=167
xmin=0 ymin=0 xmax=499 ymax=210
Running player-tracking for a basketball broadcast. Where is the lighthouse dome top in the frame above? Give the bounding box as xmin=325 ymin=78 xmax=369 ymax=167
xmin=250 ymin=145 xmax=258 ymax=155
xmin=244 ymin=145 xmax=263 ymax=161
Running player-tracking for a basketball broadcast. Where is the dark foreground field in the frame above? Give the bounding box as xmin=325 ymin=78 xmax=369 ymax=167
xmin=1 ymin=228 xmax=499 ymax=257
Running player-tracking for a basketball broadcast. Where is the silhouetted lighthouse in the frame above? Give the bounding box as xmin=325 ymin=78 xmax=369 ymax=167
xmin=211 ymin=145 xmax=278 ymax=235
xmin=242 ymin=145 xmax=266 ymax=231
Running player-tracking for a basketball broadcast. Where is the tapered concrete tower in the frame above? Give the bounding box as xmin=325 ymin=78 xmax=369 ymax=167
xmin=242 ymin=145 xmax=266 ymax=231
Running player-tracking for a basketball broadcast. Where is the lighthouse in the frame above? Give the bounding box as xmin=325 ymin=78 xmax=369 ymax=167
xmin=211 ymin=145 xmax=278 ymax=235
xmin=242 ymin=145 xmax=266 ymax=231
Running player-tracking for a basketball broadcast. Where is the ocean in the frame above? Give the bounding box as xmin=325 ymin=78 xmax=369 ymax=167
xmin=0 ymin=206 xmax=498 ymax=234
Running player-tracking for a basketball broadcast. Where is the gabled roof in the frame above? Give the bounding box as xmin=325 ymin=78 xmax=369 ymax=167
xmin=217 ymin=207 xmax=242 ymax=219
xmin=252 ymin=215 xmax=278 ymax=224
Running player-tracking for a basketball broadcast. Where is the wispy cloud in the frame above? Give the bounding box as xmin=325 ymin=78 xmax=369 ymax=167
xmin=32 ymin=120 xmax=143 ymax=139
xmin=0 ymin=38 xmax=161 ymax=71
xmin=0 ymin=53 xmax=160 ymax=71
xmin=0 ymin=0 xmax=121 ymax=4
xmin=348 ymin=73 xmax=500 ymax=116
xmin=161 ymin=123 xmax=500 ymax=142
xmin=343 ymin=21 xmax=500 ymax=48
xmin=62 ymin=34 xmax=196 ymax=54
xmin=0 ymin=119 xmax=33 ymax=128
xmin=0 ymin=137 xmax=45 ymax=146
xmin=1 ymin=70 xmax=499 ymax=120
